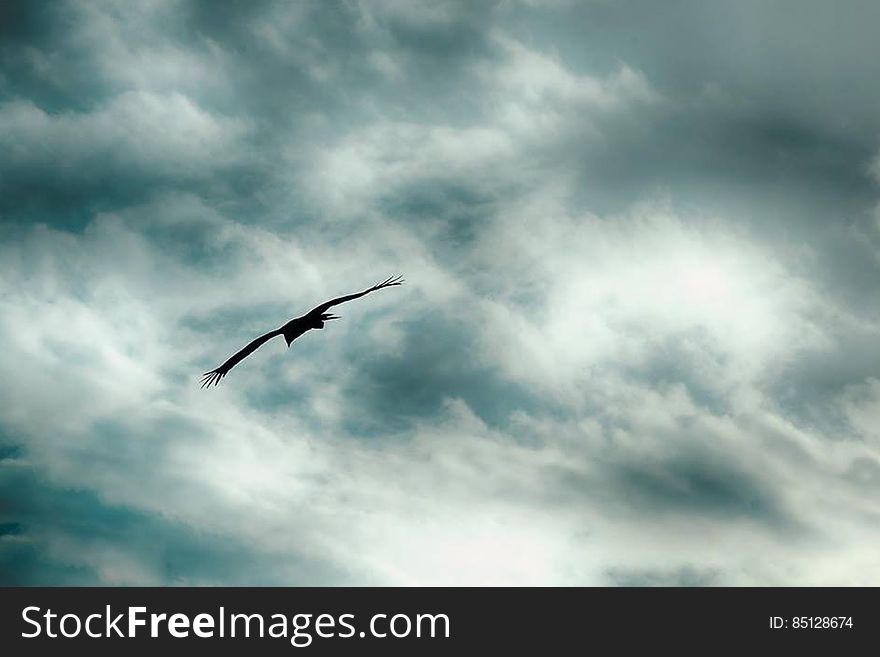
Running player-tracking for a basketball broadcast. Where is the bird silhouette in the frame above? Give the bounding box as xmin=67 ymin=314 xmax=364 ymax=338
xmin=200 ymin=275 xmax=404 ymax=388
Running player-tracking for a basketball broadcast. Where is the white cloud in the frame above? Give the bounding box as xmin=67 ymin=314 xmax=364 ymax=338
xmin=842 ymin=378 xmax=880 ymax=446
xmin=3 ymin=3 xmax=880 ymax=587
xmin=0 ymin=92 xmax=248 ymax=180
xmin=298 ymin=36 xmax=656 ymax=217
xmin=68 ymin=0 xmax=230 ymax=94
xmin=471 ymin=202 xmax=825 ymax=402
xmin=2 ymin=184 xmax=879 ymax=586
xmin=483 ymin=33 xmax=657 ymax=122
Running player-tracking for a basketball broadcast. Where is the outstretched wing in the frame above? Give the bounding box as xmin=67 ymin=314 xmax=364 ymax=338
xmin=306 ymin=275 xmax=404 ymax=317
xmin=201 ymin=328 xmax=282 ymax=387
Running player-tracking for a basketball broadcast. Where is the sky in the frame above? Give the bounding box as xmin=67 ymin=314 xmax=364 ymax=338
xmin=1 ymin=0 xmax=879 ymax=586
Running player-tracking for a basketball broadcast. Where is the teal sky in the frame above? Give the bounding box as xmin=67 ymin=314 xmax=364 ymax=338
xmin=1 ymin=0 xmax=880 ymax=585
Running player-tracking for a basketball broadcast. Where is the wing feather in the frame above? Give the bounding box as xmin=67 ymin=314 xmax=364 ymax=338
xmin=306 ymin=275 xmax=404 ymax=316
xmin=201 ymin=329 xmax=282 ymax=387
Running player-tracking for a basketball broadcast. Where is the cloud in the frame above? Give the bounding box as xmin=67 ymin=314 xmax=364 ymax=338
xmin=470 ymin=203 xmax=825 ymax=401
xmin=842 ymin=379 xmax=880 ymax=446
xmin=0 ymin=91 xmax=249 ymax=221
xmin=2 ymin=187 xmax=878 ymax=586
xmin=1 ymin=0 xmax=880 ymax=586
xmin=0 ymin=90 xmax=246 ymax=174
xmin=299 ymin=34 xmax=658 ymax=219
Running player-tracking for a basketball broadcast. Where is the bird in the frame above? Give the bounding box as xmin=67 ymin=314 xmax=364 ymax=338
xmin=200 ymin=275 xmax=404 ymax=388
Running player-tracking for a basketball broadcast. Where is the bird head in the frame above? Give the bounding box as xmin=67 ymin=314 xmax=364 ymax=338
xmin=312 ymin=313 xmax=339 ymax=330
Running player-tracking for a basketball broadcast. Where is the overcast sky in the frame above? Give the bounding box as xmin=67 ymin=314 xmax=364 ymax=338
xmin=2 ymin=0 xmax=879 ymax=586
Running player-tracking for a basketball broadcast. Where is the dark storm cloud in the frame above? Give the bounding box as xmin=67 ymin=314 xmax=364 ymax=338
xmin=504 ymin=1 xmax=880 ymax=315
xmin=338 ymin=312 xmax=546 ymax=433
xmin=0 ymin=1 xmax=90 ymax=110
xmin=0 ymin=0 xmax=503 ymax=230
xmin=1 ymin=0 xmax=879 ymax=584
xmin=609 ymin=453 xmax=794 ymax=529
xmin=508 ymin=0 xmax=880 ymax=126
xmin=3 ymin=0 xmax=878 ymax=222
xmin=0 ymin=461 xmax=349 ymax=585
